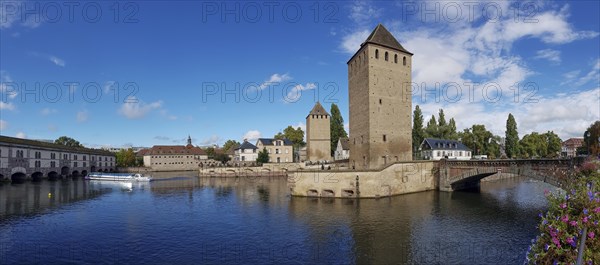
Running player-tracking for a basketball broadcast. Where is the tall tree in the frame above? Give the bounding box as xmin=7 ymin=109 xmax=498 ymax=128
xmin=330 ymin=103 xmax=348 ymax=156
xmin=425 ymin=115 xmax=438 ymax=138
xmin=505 ymin=113 xmax=520 ymax=158
xmin=584 ymin=121 xmax=600 ymax=156
xmin=54 ymin=136 xmax=84 ymax=148
xmin=520 ymin=132 xmax=547 ymax=158
xmin=274 ymin=132 xmax=284 ymax=140
xmin=256 ymin=147 xmax=269 ymax=164
xmin=222 ymin=140 xmax=240 ymax=152
xmin=412 ymin=105 xmax=426 ymax=158
xmin=545 ymin=131 xmax=562 ymax=158
xmin=448 ymin=118 xmax=458 ymax=140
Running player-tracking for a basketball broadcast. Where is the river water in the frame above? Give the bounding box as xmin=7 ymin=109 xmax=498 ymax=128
xmin=0 ymin=171 xmax=554 ymax=264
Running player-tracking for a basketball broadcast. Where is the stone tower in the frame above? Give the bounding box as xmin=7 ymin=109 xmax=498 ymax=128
xmin=306 ymin=102 xmax=331 ymax=162
xmin=348 ymin=24 xmax=413 ymax=170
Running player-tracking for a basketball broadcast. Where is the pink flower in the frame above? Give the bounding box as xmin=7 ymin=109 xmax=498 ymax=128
xmin=561 ymin=215 xmax=569 ymax=222
xmin=583 ymin=216 xmax=588 ymax=223
xmin=560 ymin=203 xmax=567 ymax=209
xmin=552 ymin=237 xmax=560 ymax=247
xmin=594 ymin=207 xmax=600 ymax=214
xmin=588 ymin=232 xmax=595 ymax=239
xmin=570 ymin=220 xmax=578 ymax=227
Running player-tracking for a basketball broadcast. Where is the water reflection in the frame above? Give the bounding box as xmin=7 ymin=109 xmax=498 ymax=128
xmin=0 ymin=173 xmax=551 ymax=264
xmin=0 ymin=179 xmax=111 ymax=222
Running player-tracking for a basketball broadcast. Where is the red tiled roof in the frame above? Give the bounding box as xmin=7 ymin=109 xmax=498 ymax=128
xmin=562 ymin=138 xmax=584 ymax=147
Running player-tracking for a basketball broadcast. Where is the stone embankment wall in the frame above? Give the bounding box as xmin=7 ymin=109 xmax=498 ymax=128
xmin=289 ymin=161 xmax=437 ymax=198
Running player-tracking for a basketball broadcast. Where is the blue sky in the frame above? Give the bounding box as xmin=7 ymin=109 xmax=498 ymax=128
xmin=1 ymin=0 xmax=599 ymax=148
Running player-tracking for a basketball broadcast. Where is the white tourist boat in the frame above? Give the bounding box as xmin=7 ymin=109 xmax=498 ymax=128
xmin=86 ymin=172 xmax=152 ymax=182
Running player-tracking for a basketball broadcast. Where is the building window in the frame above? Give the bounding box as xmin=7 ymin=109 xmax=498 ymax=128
xmin=437 ymin=151 xmax=441 ymax=157
xmin=276 ymin=149 xmax=280 ymax=154
xmin=385 ymin=51 xmax=388 ymax=61
xmin=83 ymin=155 xmax=87 ymax=161
xmin=74 ymin=155 xmax=78 ymax=160
xmin=51 ymin=161 xmax=55 ymax=168
xmin=383 ymin=135 xmax=387 ymax=142
xmin=375 ymin=49 xmax=379 ymax=59
xmin=74 ymin=162 xmax=78 ymax=167
xmin=83 ymin=162 xmax=87 ymax=167
xmin=394 ymin=54 xmax=398 ymax=63
xmin=379 ymin=99 xmax=382 ymax=104
xmin=403 ymin=56 xmax=406 ymax=66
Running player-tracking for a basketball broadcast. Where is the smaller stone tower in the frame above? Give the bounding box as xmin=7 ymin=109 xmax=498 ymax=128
xmin=306 ymin=102 xmax=331 ymax=162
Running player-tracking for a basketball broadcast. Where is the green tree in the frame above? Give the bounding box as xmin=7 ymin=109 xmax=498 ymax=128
xmin=459 ymin=124 xmax=499 ymax=157
xmin=505 ymin=113 xmax=520 ymax=158
xmin=545 ymin=131 xmax=562 ymax=158
xmin=447 ymin=118 xmax=458 ymax=140
xmin=425 ymin=115 xmax=438 ymax=138
xmin=116 ymin=148 xmax=136 ymax=167
xmin=412 ymin=105 xmax=426 ymax=158
xmin=584 ymin=120 xmax=600 ymax=156
xmin=54 ymin=136 xmax=84 ymax=148
xmin=274 ymin=132 xmax=284 ymax=140
xmin=222 ymin=140 xmax=240 ymax=152
xmin=520 ymin=132 xmax=548 ymax=158
xmin=214 ymin=153 xmax=231 ymax=164
xmin=282 ymin=126 xmax=305 ymax=148
xmin=256 ymin=147 xmax=269 ymax=164
xmin=205 ymin=147 xmax=215 ymax=159
xmin=330 ymin=103 xmax=348 ymax=156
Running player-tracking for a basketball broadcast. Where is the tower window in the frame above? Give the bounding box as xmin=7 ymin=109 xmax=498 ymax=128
xmin=403 ymin=56 xmax=407 ymax=66
xmin=379 ymin=99 xmax=382 ymax=104
xmin=385 ymin=52 xmax=388 ymax=61
xmin=375 ymin=49 xmax=379 ymax=59
xmin=383 ymin=135 xmax=387 ymax=142
xmin=394 ymin=54 xmax=398 ymax=63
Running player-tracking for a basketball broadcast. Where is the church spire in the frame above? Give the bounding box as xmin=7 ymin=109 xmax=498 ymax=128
xmin=187 ymin=135 xmax=192 ymax=147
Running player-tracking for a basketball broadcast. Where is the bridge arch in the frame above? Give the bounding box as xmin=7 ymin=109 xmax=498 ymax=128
xmin=72 ymin=170 xmax=80 ymax=178
xmin=31 ymin=172 xmax=43 ymax=182
xmin=91 ymin=166 xmax=96 ymax=172
xmin=81 ymin=170 xmax=88 ymax=177
xmin=47 ymin=171 xmax=59 ymax=180
xmin=0 ymin=174 xmax=4 ymax=181
xmin=61 ymin=166 xmax=69 ymax=176
xmin=439 ymin=159 xmax=575 ymax=192
xmin=11 ymin=172 xmax=26 ymax=183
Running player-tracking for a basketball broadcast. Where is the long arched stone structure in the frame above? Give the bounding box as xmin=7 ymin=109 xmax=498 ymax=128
xmin=438 ymin=159 xmax=580 ymax=191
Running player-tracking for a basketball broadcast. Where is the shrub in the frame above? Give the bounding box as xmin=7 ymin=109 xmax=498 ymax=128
xmin=526 ymin=160 xmax=600 ymax=264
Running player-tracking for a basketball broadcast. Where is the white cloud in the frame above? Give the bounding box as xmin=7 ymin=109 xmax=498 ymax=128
xmin=285 ymin=83 xmax=317 ymax=102
xmin=16 ymin=132 xmax=26 ymax=139
xmin=49 ymin=56 xmax=65 ymax=67
xmin=0 ymin=1 xmax=20 ymax=29
xmin=534 ymin=49 xmax=561 ymax=64
xmin=159 ymin=110 xmax=177 ymax=120
xmin=243 ymin=130 xmax=262 ymax=142
xmin=76 ymin=110 xmax=88 ymax=123
xmin=0 ymin=102 xmax=15 ymax=111
xmin=103 ymin=81 xmax=117 ymax=94
xmin=340 ymin=30 xmax=370 ymax=54
xmin=418 ymin=87 xmax=600 ymax=140
xmin=200 ymin=135 xmax=221 ymax=146
xmin=118 ymin=96 xmax=163 ymax=119
xmin=0 ymin=71 xmax=18 ymax=99
xmin=0 ymin=120 xmax=7 ymax=131
xmin=258 ymin=73 xmax=292 ymax=90
xmin=349 ymin=1 xmax=382 ymax=25
xmin=40 ymin=108 xmax=57 ymax=115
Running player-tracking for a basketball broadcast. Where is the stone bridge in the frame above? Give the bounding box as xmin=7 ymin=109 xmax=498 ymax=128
xmin=438 ymin=159 xmax=581 ymax=191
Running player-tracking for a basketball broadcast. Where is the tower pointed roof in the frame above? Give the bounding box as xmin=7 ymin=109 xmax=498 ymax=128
xmin=362 ymin=24 xmax=412 ymax=54
xmin=307 ymin=102 xmax=329 ymax=118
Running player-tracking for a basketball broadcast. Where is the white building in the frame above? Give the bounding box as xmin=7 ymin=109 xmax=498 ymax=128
xmin=256 ymin=138 xmax=294 ymax=163
xmin=0 ymin=135 xmax=115 ymax=181
xmin=420 ymin=138 xmax=472 ymax=160
xmin=334 ymin=138 xmax=350 ymax=161
xmin=233 ymin=140 xmax=258 ymax=162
